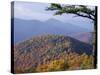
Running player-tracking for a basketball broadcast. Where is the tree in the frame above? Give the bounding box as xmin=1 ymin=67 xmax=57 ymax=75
xmin=46 ymin=4 xmax=96 ymax=21
xmin=46 ymin=4 xmax=97 ymax=68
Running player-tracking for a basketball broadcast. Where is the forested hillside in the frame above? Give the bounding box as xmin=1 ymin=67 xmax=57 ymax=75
xmin=14 ymin=34 xmax=94 ymax=73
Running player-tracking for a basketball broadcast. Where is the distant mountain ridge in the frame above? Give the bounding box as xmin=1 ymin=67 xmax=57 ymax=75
xmin=13 ymin=18 xmax=91 ymax=43
xmin=68 ymin=32 xmax=93 ymax=44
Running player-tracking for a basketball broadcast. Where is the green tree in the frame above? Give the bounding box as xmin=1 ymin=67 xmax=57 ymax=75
xmin=46 ymin=4 xmax=97 ymax=68
xmin=46 ymin=4 xmax=96 ymax=21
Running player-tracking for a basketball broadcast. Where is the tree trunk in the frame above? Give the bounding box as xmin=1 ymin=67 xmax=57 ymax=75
xmin=92 ymin=6 xmax=97 ymax=69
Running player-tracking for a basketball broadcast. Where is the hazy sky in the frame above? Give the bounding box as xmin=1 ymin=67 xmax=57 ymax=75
xmin=14 ymin=1 xmax=94 ymax=30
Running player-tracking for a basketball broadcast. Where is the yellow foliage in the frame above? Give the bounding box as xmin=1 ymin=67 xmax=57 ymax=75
xmin=36 ymin=59 xmax=69 ymax=72
xmin=80 ymin=54 xmax=94 ymax=69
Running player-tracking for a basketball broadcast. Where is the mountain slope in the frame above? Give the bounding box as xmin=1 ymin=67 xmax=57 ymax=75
xmin=14 ymin=34 xmax=93 ymax=73
xmin=15 ymin=34 xmax=92 ymax=55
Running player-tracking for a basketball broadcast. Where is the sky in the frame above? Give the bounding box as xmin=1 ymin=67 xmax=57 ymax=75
xmin=14 ymin=1 xmax=94 ymax=30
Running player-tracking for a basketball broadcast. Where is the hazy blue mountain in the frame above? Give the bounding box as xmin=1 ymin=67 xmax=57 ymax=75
xmin=68 ymin=32 xmax=93 ymax=44
xmin=13 ymin=18 xmax=92 ymax=43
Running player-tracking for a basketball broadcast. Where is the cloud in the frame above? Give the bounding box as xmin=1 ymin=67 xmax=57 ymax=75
xmin=14 ymin=2 xmax=54 ymax=21
xmin=14 ymin=6 xmax=52 ymax=21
